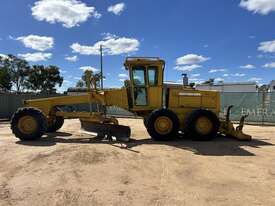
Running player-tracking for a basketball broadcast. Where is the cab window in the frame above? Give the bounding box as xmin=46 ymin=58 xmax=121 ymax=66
xmin=134 ymin=88 xmax=147 ymax=106
xmin=132 ymin=66 xmax=147 ymax=106
xmin=132 ymin=66 xmax=146 ymax=86
xmin=148 ymin=67 xmax=158 ymax=86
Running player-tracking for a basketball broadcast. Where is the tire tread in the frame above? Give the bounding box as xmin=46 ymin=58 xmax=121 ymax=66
xmin=11 ymin=107 xmax=47 ymax=141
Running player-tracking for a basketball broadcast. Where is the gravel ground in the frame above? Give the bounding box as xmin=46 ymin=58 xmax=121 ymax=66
xmin=0 ymin=119 xmax=275 ymax=206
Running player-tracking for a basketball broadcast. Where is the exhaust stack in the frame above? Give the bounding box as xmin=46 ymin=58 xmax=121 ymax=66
xmin=182 ymin=73 xmax=188 ymax=86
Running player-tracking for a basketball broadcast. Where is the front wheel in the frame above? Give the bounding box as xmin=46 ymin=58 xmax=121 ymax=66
xmin=11 ymin=107 xmax=47 ymax=141
xmin=184 ymin=109 xmax=220 ymax=141
xmin=146 ymin=109 xmax=179 ymax=141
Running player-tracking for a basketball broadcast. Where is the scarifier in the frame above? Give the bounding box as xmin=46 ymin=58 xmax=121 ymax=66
xmin=10 ymin=57 xmax=251 ymax=142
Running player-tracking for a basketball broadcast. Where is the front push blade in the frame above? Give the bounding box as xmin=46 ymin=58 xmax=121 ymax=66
xmin=80 ymin=121 xmax=131 ymax=142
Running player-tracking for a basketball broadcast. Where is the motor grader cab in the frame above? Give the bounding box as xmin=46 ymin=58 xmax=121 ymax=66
xmin=124 ymin=57 xmax=164 ymax=112
xmin=10 ymin=57 xmax=251 ymax=142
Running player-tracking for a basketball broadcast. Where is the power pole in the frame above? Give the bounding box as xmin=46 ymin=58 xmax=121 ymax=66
xmin=100 ymin=45 xmax=103 ymax=90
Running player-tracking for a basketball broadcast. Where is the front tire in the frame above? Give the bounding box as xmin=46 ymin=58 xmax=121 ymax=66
xmin=11 ymin=107 xmax=47 ymax=141
xmin=146 ymin=109 xmax=179 ymax=141
xmin=184 ymin=109 xmax=220 ymax=141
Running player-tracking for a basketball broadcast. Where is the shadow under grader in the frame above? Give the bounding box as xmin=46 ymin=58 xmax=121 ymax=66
xmin=15 ymin=132 xmax=274 ymax=157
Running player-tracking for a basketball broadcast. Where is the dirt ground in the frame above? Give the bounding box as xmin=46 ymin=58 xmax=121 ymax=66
xmin=0 ymin=119 xmax=275 ymax=206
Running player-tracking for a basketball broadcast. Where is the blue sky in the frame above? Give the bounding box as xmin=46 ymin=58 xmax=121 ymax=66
xmin=1 ymin=0 xmax=275 ymax=91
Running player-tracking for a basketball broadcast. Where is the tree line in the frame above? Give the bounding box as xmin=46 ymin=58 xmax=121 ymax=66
xmin=0 ymin=54 xmax=63 ymax=94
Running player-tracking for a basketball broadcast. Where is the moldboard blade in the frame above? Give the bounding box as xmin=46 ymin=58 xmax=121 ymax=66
xmin=80 ymin=121 xmax=131 ymax=142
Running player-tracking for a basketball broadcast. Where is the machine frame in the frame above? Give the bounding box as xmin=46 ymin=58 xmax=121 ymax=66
xmin=11 ymin=57 xmax=251 ymax=141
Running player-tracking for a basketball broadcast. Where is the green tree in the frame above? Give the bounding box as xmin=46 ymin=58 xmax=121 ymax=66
xmin=25 ymin=65 xmax=63 ymax=94
xmin=203 ymin=78 xmax=215 ymax=85
xmin=76 ymin=79 xmax=84 ymax=88
xmin=189 ymin=82 xmax=195 ymax=88
xmin=0 ymin=56 xmax=12 ymax=90
xmin=75 ymin=70 xmax=103 ymax=89
xmin=1 ymin=55 xmax=30 ymax=92
xmin=0 ymin=67 xmax=12 ymax=90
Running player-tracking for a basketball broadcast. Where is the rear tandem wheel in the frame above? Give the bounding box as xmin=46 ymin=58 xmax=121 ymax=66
xmin=46 ymin=107 xmax=64 ymax=133
xmin=146 ymin=109 xmax=179 ymax=141
xmin=11 ymin=107 xmax=47 ymax=141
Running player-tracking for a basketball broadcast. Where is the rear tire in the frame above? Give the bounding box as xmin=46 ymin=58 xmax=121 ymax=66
xmin=146 ymin=109 xmax=179 ymax=141
xmin=184 ymin=109 xmax=220 ymax=141
xmin=46 ymin=107 xmax=64 ymax=133
xmin=11 ymin=107 xmax=47 ymax=141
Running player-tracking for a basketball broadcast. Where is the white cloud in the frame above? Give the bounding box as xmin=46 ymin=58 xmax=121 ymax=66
xmin=209 ymin=68 xmax=226 ymax=73
xmin=65 ymin=55 xmax=78 ymax=62
xmin=257 ymin=54 xmax=275 ymax=59
xmin=118 ymin=73 xmax=128 ymax=82
xmin=16 ymin=35 xmax=54 ymax=51
xmin=223 ymin=73 xmax=246 ymax=77
xmin=63 ymin=80 xmax=70 ymax=83
xmin=263 ymin=62 xmax=275 ymax=68
xmin=215 ymin=77 xmax=224 ymax=82
xmin=240 ymin=64 xmax=255 ymax=69
xmin=71 ymin=43 xmax=99 ymax=55
xmin=191 ymin=73 xmax=200 ymax=77
xmin=79 ymin=66 xmax=99 ymax=72
xmin=249 ymin=77 xmax=263 ymax=82
xmin=60 ymin=69 xmax=67 ymax=74
xmin=31 ymin=0 xmax=101 ymax=28
xmin=232 ymin=73 xmax=246 ymax=77
xmin=175 ymin=64 xmax=202 ymax=72
xmin=8 ymin=35 xmax=15 ymax=40
xmin=258 ymin=40 xmax=275 ymax=53
xmin=18 ymin=52 xmax=52 ymax=62
xmin=71 ymin=35 xmax=140 ymax=56
xmin=240 ymin=0 xmax=275 ymax=15
xmin=107 ymin=3 xmax=125 ymax=15
xmin=0 ymin=54 xmax=8 ymax=59
xmin=189 ymin=78 xmax=204 ymax=84
xmin=176 ymin=54 xmax=210 ymax=65
xmin=118 ymin=73 xmax=128 ymax=78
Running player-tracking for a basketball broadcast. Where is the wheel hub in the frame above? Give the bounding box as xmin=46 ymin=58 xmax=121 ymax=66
xmin=154 ymin=116 xmax=173 ymax=135
xmin=195 ymin=117 xmax=212 ymax=135
xmin=18 ymin=116 xmax=37 ymax=134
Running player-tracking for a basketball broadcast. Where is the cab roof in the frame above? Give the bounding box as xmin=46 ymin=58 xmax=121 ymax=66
xmin=124 ymin=57 xmax=165 ymax=70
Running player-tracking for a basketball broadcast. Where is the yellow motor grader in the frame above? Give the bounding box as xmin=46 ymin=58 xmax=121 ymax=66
xmin=11 ymin=57 xmax=251 ymax=141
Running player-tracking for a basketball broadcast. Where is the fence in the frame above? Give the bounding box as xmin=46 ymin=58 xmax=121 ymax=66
xmin=0 ymin=92 xmax=275 ymax=124
xmin=0 ymin=93 xmax=63 ymax=119
xmin=221 ymin=92 xmax=275 ymax=124
xmin=0 ymin=93 xmax=133 ymax=120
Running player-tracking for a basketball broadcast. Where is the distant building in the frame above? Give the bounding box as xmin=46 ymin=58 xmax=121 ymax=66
xmin=196 ymin=82 xmax=257 ymax=92
xmin=163 ymin=81 xmax=183 ymax=88
xmin=270 ymin=80 xmax=275 ymax=92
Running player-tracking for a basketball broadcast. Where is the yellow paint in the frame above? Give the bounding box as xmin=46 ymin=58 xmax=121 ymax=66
xmin=18 ymin=115 xmax=37 ymax=134
xmin=154 ymin=116 xmax=173 ymax=135
xmin=195 ymin=116 xmax=213 ymax=135
xmin=21 ymin=57 xmax=250 ymax=140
